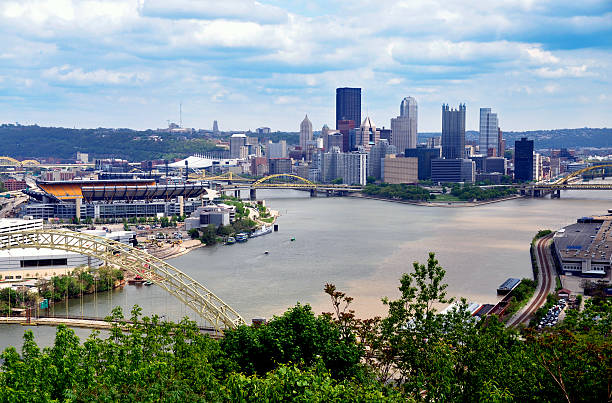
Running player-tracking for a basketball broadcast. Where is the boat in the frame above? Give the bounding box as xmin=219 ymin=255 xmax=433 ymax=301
xmin=235 ymin=233 xmax=249 ymax=243
xmin=144 ymin=281 xmax=153 ymax=286
xmin=225 ymin=237 xmax=236 ymax=245
xmin=250 ymin=225 xmax=273 ymax=238
xmin=128 ymin=276 xmax=145 ymax=285
xmin=290 ymin=237 xmax=295 ymax=242
xmin=264 ymin=250 xmax=269 ymax=255
xmin=497 ymin=278 xmax=521 ymax=295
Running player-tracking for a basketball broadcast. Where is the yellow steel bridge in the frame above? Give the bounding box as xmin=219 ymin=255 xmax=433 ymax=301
xmin=0 ymin=229 xmax=245 ymax=333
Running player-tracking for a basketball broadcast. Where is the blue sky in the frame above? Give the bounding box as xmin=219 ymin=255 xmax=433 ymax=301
xmin=0 ymin=0 xmax=610 ymax=132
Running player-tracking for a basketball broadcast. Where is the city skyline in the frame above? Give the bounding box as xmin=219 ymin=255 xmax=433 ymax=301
xmin=0 ymin=1 xmax=610 ymax=132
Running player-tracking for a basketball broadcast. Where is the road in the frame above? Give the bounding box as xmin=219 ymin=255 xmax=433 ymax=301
xmin=507 ymin=234 xmax=556 ymax=327
xmin=0 ymin=194 xmax=28 ymax=218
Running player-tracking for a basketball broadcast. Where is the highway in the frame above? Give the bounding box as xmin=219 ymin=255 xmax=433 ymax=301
xmin=0 ymin=193 xmax=28 ymax=218
xmin=507 ymin=234 xmax=556 ymax=327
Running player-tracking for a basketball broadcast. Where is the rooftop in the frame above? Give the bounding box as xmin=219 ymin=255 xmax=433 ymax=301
xmin=554 ymin=217 xmax=612 ymax=263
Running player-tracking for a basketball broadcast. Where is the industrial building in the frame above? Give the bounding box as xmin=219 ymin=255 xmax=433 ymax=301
xmin=553 ymin=216 xmax=612 ymax=278
xmin=0 ymin=218 xmax=134 ymax=280
xmin=184 ymin=205 xmax=234 ymax=231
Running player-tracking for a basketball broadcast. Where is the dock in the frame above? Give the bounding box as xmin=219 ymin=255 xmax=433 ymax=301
xmin=497 ymin=278 xmax=521 ymax=295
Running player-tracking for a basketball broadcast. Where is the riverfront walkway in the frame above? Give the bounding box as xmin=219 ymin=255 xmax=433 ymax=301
xmin=507 ymin=235 xmax=556 ymax=327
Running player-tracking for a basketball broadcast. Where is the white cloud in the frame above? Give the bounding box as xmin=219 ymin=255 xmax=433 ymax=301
xmin=43 ymin=65 xmax=150 ymax=85
xmin=386 ymin=78 xmax=403 ymax=85
xmin=535 ymin=65 xmax=593 ymax=78
xmin=139 ymin=0 xmax=287 ymax=24
xmin=389 ymin=39 xmax=560 ymax=67
xmin=0 ymin=0 xmax=609 ymax=130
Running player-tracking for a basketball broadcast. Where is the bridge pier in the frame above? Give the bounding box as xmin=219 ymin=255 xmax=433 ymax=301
xmin=326 ymin=190 xmax=331 ymax=197
xmin=250 ymin=188 xmax=257 ymax=201
xmin=551 ymin=189 xmax=561 ymax=199
xmin=234 ymin=190 xmax=240 ymax=199
xmin=310 ymin=188 xmax=317 ymax=197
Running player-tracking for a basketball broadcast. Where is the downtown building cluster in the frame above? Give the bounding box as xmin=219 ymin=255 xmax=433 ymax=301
xmin=231 ymin=88 xmax=527 ymax=186
xmin=190 ymin=88 xmax=564 ymax=186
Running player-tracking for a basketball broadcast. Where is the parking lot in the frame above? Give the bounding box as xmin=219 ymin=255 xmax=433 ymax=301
xmin=537 ymin=298 xmax=567 ymax=329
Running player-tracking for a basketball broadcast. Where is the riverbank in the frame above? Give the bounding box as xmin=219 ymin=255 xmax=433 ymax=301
xmin=348 ymin=193 xmax=524 ymax=207
xmin=147 ymin=239 xmax=204 ymax=259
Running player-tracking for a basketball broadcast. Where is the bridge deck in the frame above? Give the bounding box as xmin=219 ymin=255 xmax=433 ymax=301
xmin=0 ymin=316 xmax=220 ymax=336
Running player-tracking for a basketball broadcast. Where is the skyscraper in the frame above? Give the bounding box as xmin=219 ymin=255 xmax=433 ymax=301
xmin=356 ymin=116 xmax=379 ymax=153
xmin=479 ymin=108 xmax=499 ymax=157
xmin=212 ymin=120 xmax=219 ymax=134
xmin=497 ymin=128 xmax=505 ymax=158
xmin=336 ymin=88 xmax=361 ymax=130
xmin=391 ymin=97 xmax=418 ymax=152
xmin=441 ymin=104 xmax=466 ymax=159
xmin=338 ymin=119 xmax=355 ymax=152
xmin=229 ymin=133 xmax=247 ymax=159
xmin=368 ymin=139 xmax=397 ymax=180
xmin=514 ymin=137 xmax=534 ymax=181
xmin=321 ymin=124 xmax=330 ymax=151
xmin=300 ymin=115 xmax=312 ymax=150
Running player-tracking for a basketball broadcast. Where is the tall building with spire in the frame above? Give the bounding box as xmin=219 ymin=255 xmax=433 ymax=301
xmin=356 ymin=116 xmax=380 ymax=152
xmin=441 ymin=104 xmax=466 ymax=159
xmin=212 ymin=120 xmax=219 ymax=134
xmin=479 ymin=108 xmax=499 ymax=156
xmin=390 ymin=96 xmax=418 ymax=153
xmin=300 ymin=115 xmax=313 ymax=150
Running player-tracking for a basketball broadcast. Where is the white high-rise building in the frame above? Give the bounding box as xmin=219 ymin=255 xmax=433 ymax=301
xmin=479 ymin=108 xmax=499 ymax=157
xmin=266 ymin=140 xmax=287 ymax=159
xmin=300 ymin=115 xmax=313 ymax=150
xmin=533 ymin=152 xmax=542 ymax=181
xmin=390 ymin=97 xmax=418 ymax=153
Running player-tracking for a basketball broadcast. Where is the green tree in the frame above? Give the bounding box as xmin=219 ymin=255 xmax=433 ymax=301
xmin=199 ymin=224 xmax=218 ymax=245
xmin=187 ymin=228 xmax=200 ymax=239
xmin=220 ymin=304 xmax=363 ymax=380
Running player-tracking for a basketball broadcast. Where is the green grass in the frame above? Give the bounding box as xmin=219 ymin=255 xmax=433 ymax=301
xmin=260 ymin=217 xmax=275 ymax=223
xmin=431 ymin=194 xmax=462 ymax=202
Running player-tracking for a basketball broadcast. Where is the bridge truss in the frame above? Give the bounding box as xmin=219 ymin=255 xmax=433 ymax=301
xmin=553 ymin=164 xmax=612 ymax=185
xmin=0 ymin=156 xmax=40 ymax=167
xmin=0 ymin=229 xmax=245 ymax=332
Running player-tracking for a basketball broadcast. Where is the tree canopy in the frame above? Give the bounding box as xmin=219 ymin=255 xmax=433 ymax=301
xmin=1 ymin=253 xmax=610 ymax=402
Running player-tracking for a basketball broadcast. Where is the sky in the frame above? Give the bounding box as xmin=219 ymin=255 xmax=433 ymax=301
xmin=0 ymin=0 xmax=610 ymax=132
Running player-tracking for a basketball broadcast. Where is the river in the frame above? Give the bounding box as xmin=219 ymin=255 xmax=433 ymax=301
xmin=1 ymin=188 xmax=611 ymax=351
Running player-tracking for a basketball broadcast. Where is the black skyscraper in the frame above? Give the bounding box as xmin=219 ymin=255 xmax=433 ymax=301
xmin=514 ymin=137 xmax=534 ymax=181
xmin=336 ymin=88 xmax=361 ymax=130
xmin=441 ymin=104 xmax=466 ymax=159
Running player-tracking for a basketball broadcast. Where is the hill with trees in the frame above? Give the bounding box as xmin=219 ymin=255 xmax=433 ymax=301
xmin=1 ymin=253 xmax=609 ymax=402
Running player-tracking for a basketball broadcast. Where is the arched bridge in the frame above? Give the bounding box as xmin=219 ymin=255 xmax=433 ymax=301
xmin=552 ymin=164 xmax=612 ymax=185
xmin=252 ymin=174 xmax=317 ymax=188
xmin=0 ymin=229 xmax=245 ymax=332
xmin=0 ymin=156 xmax=40 ymax=167
xmin=533 ymin=164 xmax=612 ymax=197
